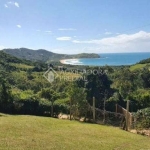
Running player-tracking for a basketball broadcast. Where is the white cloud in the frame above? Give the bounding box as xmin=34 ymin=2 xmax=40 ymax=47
xmin=0 ymin=46 xmax=5 ymax=50
xmin=16 ymin=25 xmax=21 ymax=28
xmin=104 ymin=32 xmax=112 ymax=35
xmin=101 ymin=31 xmax=150 ymax=45
xmin=36 ymin=30 xmax=41 ymax=32
xmin=5 ymin=1 xmax=19 ymax=8
xmin=14 ymin=2 xmax=19 ymax=7
xmin=45 ymin=31 xmax=52 ymax=34
xmin=56 ymin=37 xmax=72 ymax=41
xmin=73 ymin=31 xmax=150 ymax=45
xmin=58 ymin=28 xmax=76 ymax=31
xmin=72 ymin=31 xmax=150 ymax=53
xmin=4 ymin=4 xmax=8 ymax=8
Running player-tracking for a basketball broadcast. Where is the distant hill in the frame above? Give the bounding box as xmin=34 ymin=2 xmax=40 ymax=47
xmin=2 ymin=48 xmax=100 ymax=62
xmin=0 ymin=51 xmax=32 ymax=65
xmin=138 ymin=57 xmax=150 ymax=64
xmin=0 ymin=51 xmax=34 ymax=73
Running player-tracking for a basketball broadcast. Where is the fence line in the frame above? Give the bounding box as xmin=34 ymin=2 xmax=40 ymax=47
xmin=88 ymin=104 xmax=133 ymax=129
xmin=116 ymin=104 xmax=133 ymax=129
xmin=88 ymin=105 xmax=124 ymax=126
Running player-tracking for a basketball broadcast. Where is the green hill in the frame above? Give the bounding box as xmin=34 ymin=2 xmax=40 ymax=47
xmin=138 ymin=57 xmax=150 ymax=64
xmin=129 ymin=57 xmax=150 ymax=71
xmin=2 ymin=48 xmax=100 ymax=62
xmin=0 ymin=51 xmax=34 ymax=65
xmin=0 ymin=51 xmax=34 ymax=71
xmin=0 ymin=51 xmax=26 ymax=64
xmin=0 ymin=114 xmax=150 ymax=150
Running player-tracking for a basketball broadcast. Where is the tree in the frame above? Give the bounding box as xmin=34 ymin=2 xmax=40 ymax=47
xmin=141 ymin=68 xmax=150 ymax=88
xmin=85 ymin=70 xmax=112 ymax=109
xmin=68 ymin=83 xmax=88 ymax=120
xmin=39 ymin=88 xmax=59 ymax=117
xmin=0 ymin=77 xmax=13 ymax=113
xmin=111 ymin=68 xmax=136 ymax=100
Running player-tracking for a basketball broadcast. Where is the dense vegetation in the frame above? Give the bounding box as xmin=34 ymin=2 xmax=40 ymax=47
xmin=138 ymin=57 xmax=150 ymax=64
xmin=2 ymin=48 xmax=100 ymax=62
xmin=0 ymin=51 xmax=150 ymax=128
xmin=133 ymin=107 xmax=150 ymax=129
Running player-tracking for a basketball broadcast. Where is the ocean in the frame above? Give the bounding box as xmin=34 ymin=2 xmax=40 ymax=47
xmin=63 ymin=52 xmax=150 ymax=66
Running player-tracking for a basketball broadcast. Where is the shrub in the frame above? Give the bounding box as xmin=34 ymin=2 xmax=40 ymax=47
xmin=134 ymin=107 xmax=150 ymax=129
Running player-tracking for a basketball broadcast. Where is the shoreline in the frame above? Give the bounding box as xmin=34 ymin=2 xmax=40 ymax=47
xmin=60 ymin=58 xmax=80 ymax=65
xmin=59 ymin=53 xmax=150 ymax=66
xmin=60 ymin=59 xmax=66 ymax=64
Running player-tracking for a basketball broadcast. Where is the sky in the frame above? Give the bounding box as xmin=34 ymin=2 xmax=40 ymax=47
xmin=1 ymin=0 xmax=150 ymax=54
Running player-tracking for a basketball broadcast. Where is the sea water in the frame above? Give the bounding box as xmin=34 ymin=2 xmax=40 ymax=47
xmin=63 ymin=53 xmax=150 ymax=66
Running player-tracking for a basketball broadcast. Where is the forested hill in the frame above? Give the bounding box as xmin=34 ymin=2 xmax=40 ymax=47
xmin=138 ymin=57 xmax=150 ymax=64
xmin=0 ymin=51 xmax=34 ymax=72
xmin=2 ymin=48 xmax=100 ymax=62
xmin=0 ymin=51 xmax=32 ymax=65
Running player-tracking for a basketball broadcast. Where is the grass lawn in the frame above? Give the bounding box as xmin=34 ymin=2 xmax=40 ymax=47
xmin=0 ymin=114 xmax=150 ymax=150
xmin=10 ymin=63 xmax=34 ymax=69
xmin=129 ymin=64 xmax=147 ymax=71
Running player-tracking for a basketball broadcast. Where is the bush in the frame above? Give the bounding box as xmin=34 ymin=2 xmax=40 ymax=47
xmin=13 ymin=98 xmax=69 ymax=116
xmin=134 ymin=107 xmax=150 ymax=129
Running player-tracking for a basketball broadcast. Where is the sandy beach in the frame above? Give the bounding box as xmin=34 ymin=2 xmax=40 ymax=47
xmin=60 ymin=59 xmax=83 ymax=65
xmin=60 ymin=59 xmax=67 ymax=64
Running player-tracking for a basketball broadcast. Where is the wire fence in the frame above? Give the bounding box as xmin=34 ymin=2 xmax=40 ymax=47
xmin=88 ymin=104 xmax=134 ymax=129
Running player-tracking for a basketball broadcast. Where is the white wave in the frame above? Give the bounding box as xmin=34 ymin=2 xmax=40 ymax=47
xmin=63 ymin=59 xmax=83 ymax=65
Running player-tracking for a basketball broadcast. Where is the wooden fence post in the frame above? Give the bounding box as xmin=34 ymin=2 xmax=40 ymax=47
xmin=103 ymin=99 xmax=106 ymax=123
xmin=70 ymin=98 xmax=72 ymax=121
xmin=93 ymin=97 xmax=95 ymax=122
xmin=126 ymin=100 xmax=129 ymax=131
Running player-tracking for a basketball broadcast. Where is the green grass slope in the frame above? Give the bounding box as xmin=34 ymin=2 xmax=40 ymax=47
xmin=129 ymin=64 xmax=147 ymax=71
xmin=0 ymin=114 xmax=150 ymax=150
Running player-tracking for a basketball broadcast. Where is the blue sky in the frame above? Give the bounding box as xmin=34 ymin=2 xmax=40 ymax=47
xmin=1 ymin=0 xmax=150 ymax=54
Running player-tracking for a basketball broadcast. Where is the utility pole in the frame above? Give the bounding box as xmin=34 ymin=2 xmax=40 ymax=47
xmin=126 ymin=100 xmax=129 ymax=131
xmin=93 ymin=97 xmax=95 ymax=122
